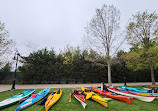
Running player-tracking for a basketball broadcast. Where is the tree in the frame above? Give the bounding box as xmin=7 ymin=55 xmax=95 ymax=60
xmin=125 ymin=11 xmax=158 ymax=85
xmin=24 ymin=39 xmax=39 ymax=54
xmin=19 ymin=48 xmax=57 ymax=83
xmin=116 ymin=50 xmax=128 ymax=85
xmin=84 ymin=5 xmax=123 ymax=85
xmin=0 ymin=19 xmax=13 ymax=66
xmin=1 ymin=62 xmax=12 ymax=72
xmin=62 ymin=45 xmax=81 ymax=83
xmin=2 ymin=62 xmax=12 ymax=72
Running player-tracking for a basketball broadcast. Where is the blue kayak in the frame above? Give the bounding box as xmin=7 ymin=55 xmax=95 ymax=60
xmin=116 ymin=86 xmax=158 ymax=98
xmin=16 ymin=88 xmax=50 ymax=111
xmin=119 ymin=86 xmax=158 ymax=95
xmin=119 ymin=86 xmax=148 ymax=93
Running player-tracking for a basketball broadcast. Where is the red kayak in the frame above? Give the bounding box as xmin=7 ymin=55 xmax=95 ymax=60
xmin=91 ymin=85 xmax=133 ymax=103
xmin=143 ymin=86 xmax=158 ymax=91
xmin=107 ymin=87 xmax=156 ymax=102
xmin=73 ymin=87 xmax=88 ymax=109
xmin=143 ymin=87 xmax=151 ymax=90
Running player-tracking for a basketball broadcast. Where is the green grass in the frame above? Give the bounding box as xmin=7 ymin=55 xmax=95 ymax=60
xmin=0 ymin=86 xmax=158 ymax=111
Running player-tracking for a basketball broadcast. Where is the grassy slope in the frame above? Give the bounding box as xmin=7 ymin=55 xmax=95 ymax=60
xmin=0 ymin=86 xmax=158 ymax=111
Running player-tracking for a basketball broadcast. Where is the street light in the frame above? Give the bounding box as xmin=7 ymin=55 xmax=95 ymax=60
xmin=124 ymin=74 xmax=127 ymax=86
xmin=123 ymin=63 xmax=127 ymax=86
xmin=11 ymin=50 xmax=20 ymax=90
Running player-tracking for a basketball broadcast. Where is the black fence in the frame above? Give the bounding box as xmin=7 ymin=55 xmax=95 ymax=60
xmin=0 ymin=72 xmax=21 ymax=84
xmin=0 ymin=72 xmax=108 ymax=84
xmin=0 ymin=71 xmax=156 ymax=84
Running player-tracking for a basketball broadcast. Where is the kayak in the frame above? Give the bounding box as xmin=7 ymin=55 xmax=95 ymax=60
xmin=107 ymin=87 xmax=156 ymax=102
xmin=16 ymin=88 xmax=50 ymax=111
xmin=143 ymin=86 xmax=158 ymax=92
xmin=91 ymin=85 xmax=104 ymax=95
xmin=45 ymin=89 xmax=62 ymax=111
xmin=131 ymin=92 xmax=158 ymax=98
xmin=91 ymin=85 xmax=133 ymax=103
xmin=81 ymin=86 xmax=108 ymax=107
xmin=119 ymin=86 xmax=148 ymax=93
xmin=118 ymin=87 xmax=158 ymax=98
xmin=72 ymin=87 xmax=88 ymax=109
xmin=0 ymin=89 xmax=35 ymax=109
xmin=143 ymin=87 xmax=151 ymax=90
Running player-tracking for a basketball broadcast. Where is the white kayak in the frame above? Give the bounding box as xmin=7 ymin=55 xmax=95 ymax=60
xmin=108 ymin=87 xmax=156 ymax=102
xmin=0 ymin=89 xmax=35 ymax=109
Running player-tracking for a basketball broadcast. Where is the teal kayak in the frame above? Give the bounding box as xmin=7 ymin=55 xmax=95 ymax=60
xmin=0 ymin=89 xmax=35 ymax=109
xmin=119 ymin=86 xmax=148 ymax=93
xmin=16 ymin=88 xmax=50 ymax=111
xmin=117 ymin=86 xmax=158 ymax=97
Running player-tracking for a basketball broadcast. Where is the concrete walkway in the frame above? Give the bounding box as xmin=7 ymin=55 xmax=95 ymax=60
xmin=0 ymin=82 xmax=157 ymax=92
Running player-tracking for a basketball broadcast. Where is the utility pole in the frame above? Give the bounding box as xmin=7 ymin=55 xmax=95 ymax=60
xmin=11 ymin=51 xmax=20 ymax=90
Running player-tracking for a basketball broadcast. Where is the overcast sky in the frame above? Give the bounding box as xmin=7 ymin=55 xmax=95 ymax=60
xmin=0 ymin=0 xmax=158 ymax=56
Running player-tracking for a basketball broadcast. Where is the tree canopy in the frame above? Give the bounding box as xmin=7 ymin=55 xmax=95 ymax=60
xmin=125 ymin=11 xmax=158 ymax=85
xmin=126 ymin=11 xmax=158 ymax=48
xmin=18 ymin=47 xmax=109 ymax=84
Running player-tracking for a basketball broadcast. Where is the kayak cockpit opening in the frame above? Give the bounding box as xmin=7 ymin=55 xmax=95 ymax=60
xmin=18 ymin=92 xmax=24 ymax=95
xmin=57 ymin=89 xmax=61 ymax=94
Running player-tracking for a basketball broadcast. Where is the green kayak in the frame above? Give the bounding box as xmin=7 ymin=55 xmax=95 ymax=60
xmin=0 ymin=89 xmax=35 ymax=109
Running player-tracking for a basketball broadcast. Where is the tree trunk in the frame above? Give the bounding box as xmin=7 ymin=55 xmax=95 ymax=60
xmin=107 ymin=58 xmax=112 ymax=85
xmin=149 ymin=62 xmax=155 ymax=85
xmin=75 ymin=78 xmax=77 ymax=83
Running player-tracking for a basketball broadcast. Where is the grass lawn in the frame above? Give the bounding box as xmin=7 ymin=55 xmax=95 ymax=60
xmin=0 ymin=86 xmax=158 ymax=111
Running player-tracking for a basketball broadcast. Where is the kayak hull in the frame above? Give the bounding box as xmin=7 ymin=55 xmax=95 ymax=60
xmin=118 ymin=86 xmax=158 ymax=99
xmin=131 ymin=92 xmax=158 ymax=99
xmin=108 ymin=87 xmax=156 ymax=102
xmin=81 ymin=86 xmax=108 ymax=107
xmin=16 ymin=88 xmax=50 ymax=111
xmin=143 ymin=87 xmax=151 ymax=90
xmin=91 ymin=86 xmax=133 ymax=103
xmin=74 ymin=94 xmax=87 ymax=109
xmin=45 ymin=89 xmax=62 ymax=111
xmin=0 ymin=100 xmax=18 ymax=109
xmin=0 ymin=89 xmax=35 ymax=109
xmin=73 ymin=87 xmax=87 ymax=109
xmin=120 ymin=86 xmax=148 ymax=93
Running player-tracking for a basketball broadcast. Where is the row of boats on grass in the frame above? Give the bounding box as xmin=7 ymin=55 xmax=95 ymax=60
xmin=0 ymin=85 xmax=157 ymax=110
xmin=72 ymin=85 xmax=158 ymax=109
xmin=0 ymin=88 xmax=61 ymax=111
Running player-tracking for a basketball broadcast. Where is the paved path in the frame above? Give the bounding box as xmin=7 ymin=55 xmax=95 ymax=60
xmin=0 ymin=82 xmax=157 ymax=92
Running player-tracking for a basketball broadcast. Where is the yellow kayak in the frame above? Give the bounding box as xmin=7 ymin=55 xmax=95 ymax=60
xmin=45 ymin=89 xmax=62 ymax=111
xmin=81 ymin=86 xmax=108 ymax=107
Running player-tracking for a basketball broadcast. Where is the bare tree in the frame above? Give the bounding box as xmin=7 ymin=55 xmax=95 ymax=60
xmin=0 ymin=19 xmax=14 ymax=67
xmin=24 ymin=39 xmax=39 ymax=54
xmin=84 ymin=5 xmax=124 ymax=85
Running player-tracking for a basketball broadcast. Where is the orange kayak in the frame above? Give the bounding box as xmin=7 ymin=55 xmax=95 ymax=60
xmin=91 ymin=85 xmax=133 ymax=103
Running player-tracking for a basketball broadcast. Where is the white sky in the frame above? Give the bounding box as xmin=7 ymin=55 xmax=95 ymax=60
xmin=0 ymin=0 xmax=158 ymax=57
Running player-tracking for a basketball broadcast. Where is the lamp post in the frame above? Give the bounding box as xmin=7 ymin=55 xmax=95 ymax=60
xmin=11 ymin=51 xmax=20 ymax=90
xmin=124 ymin=74 xmax=127 ymax=86
xmin=123 ymin=62 xmax=127 ymax=86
